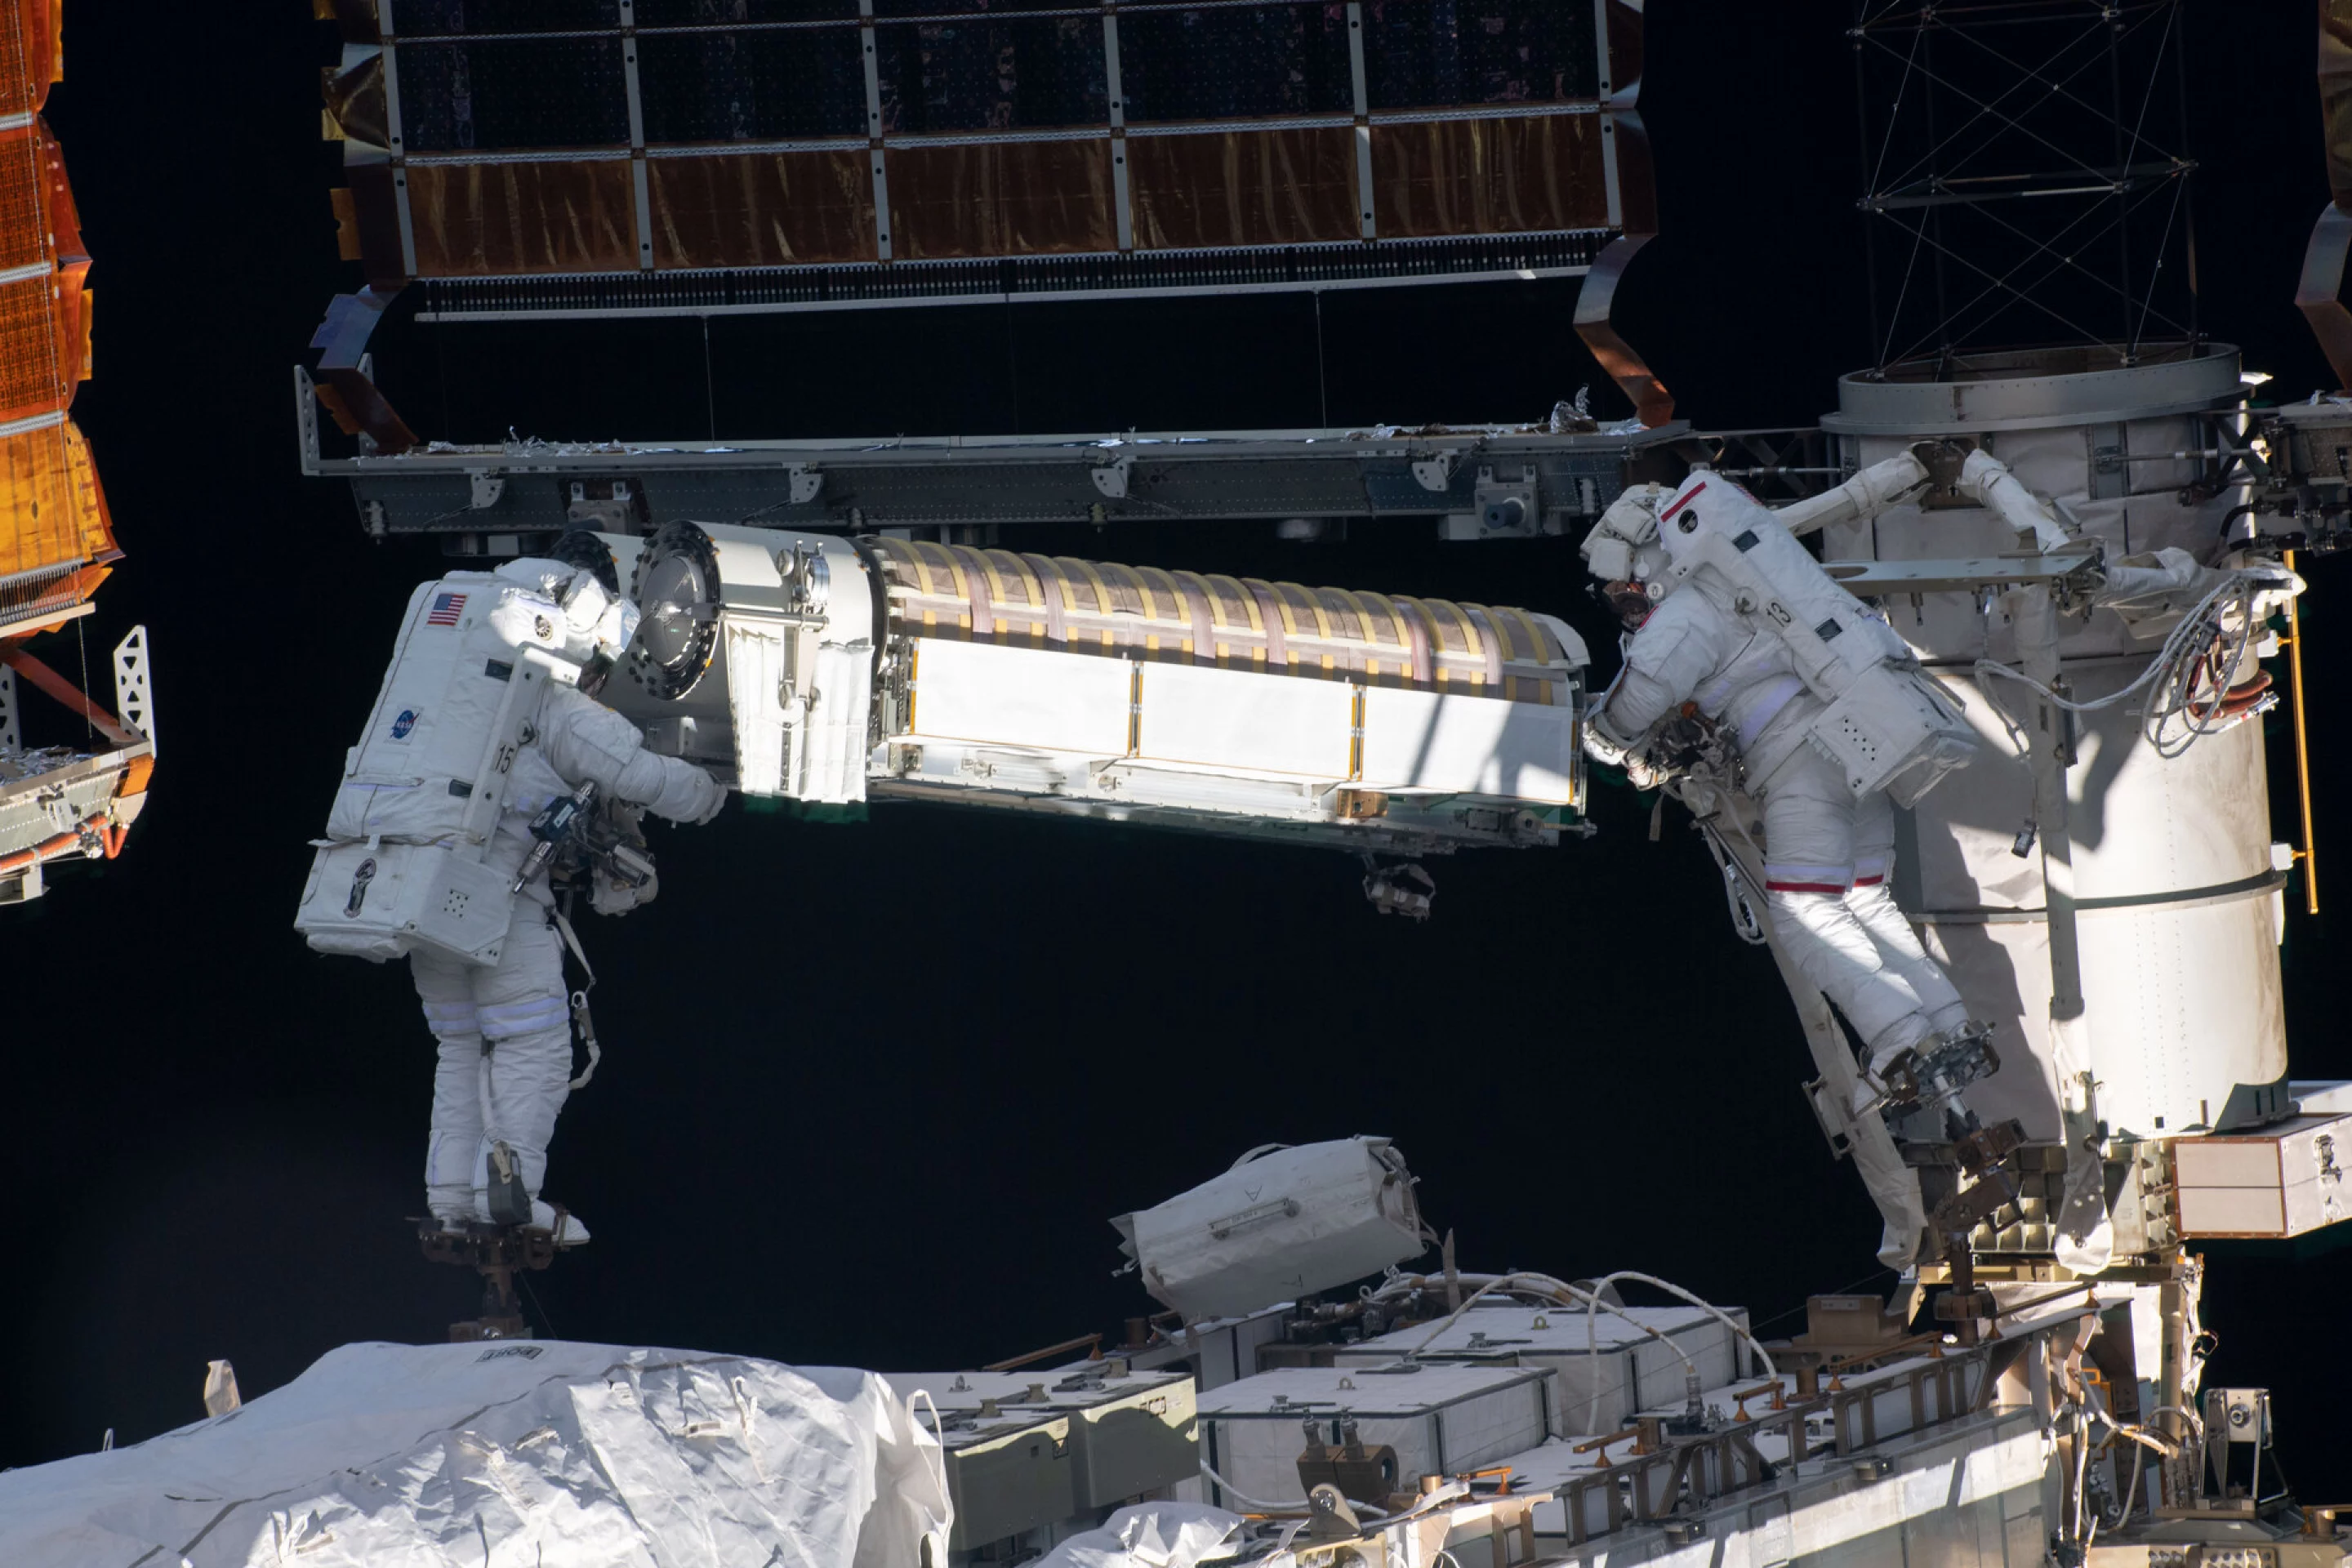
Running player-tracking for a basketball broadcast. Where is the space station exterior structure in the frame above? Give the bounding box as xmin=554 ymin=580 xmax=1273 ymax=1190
xmin=598 ymin=525 xmax=1588 ymax=855
xmin=0 ymin=0 xmax=154 ymax=904
xmin=1811 ymin=346 xmax=2316 ymax=1236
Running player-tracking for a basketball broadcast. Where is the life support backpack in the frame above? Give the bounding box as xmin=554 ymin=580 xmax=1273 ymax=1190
xmin=293 ymin=572 xmax=582 ymax=965
xmin=1655 ymin=470 xmax=1979 ymax=807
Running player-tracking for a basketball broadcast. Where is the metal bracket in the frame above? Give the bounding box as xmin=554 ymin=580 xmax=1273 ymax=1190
xmin=0 ymin=665 xmax=16 ymax=751
xmin=1090 ymin=456 xmax=1134 ymax=500
xmin=1411 ymin=456 xmax=1457 ymax=492
xmin=469 ymin=471 xmax=506 ymax=510
xmin=1802 ymin=1076 xmax=1855 ymax=1160
xmin=295 ymin=365 xmax=323 ymax=476
xmin=787 ymin=463 xmax=824 ymax=505
xmin=1821 ymin=546 xmax=2100 ymax=599
xmin=111 ymin=626 xmax=154 ymax=753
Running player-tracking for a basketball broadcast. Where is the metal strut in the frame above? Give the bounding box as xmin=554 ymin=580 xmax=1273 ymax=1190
xmin=418 ymin=1221 xmax=561 ymax=1342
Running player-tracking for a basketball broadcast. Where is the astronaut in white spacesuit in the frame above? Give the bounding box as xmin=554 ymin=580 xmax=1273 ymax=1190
xmin=410 ymin=536 xmax=724 ymax=1243
xmin=299 ymin=529 xmax=725 ymax=1245
xmin=1581 ymin=476 xmax=1978 ymax=1114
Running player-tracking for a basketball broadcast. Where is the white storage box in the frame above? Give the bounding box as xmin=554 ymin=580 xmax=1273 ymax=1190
xmin=1111 ymin=1138 xmax=1426 ymax=1321
xmin=1196 ymin=1365 xmax=1555 ymax=1508
xmin=1333 ymin=1302 xmax=1748 ymax=1434
xmin=2173 ymin=1109 xmax=2352 ymax=1238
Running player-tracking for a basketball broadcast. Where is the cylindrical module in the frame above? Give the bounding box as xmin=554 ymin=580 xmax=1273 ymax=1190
xmin=1820 ymin=346 xmax=2289 ymax=1140
xmin=867 ymin=540 xmax=1590 ymax=849
xmin=602 ymin=523 xmax=1592 ymax=855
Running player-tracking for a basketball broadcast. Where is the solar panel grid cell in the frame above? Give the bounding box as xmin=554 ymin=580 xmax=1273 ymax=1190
xmin=1116 ymin=5 xmax=1353 ymax=124
xmin=0 ymin=134 xmax=49 ymax=274
xmin=1362 ymin=1 xmax=1600 ymax=110
xmin=399 ymin=36 xmax=631 ymax=151
xmin=645 ymin=149 xmax=877 ymax=266
xmin=392 ymin=0 xmax=621 ymax=36
xmin=638 ymin=28 xmax=868 ymax=141
xmin=632 ymin=0 xmax=860 ymax=22
xmin=874 ymin=14 xmax=1107 ymax=134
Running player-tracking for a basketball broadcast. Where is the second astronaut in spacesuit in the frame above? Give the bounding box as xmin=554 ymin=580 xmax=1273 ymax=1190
xmin=1580 ymin=472 xmax=1980 ymax=1116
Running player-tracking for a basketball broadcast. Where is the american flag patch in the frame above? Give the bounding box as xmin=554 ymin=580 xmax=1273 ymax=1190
xmin=425 ymin=592 xmax=466 ymax=627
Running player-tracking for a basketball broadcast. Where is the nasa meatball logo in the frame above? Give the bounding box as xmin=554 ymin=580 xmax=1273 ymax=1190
xmin=345 ymin=856 xmax=377 ymax=918
xmin=390 ymin=707 xmax=420 ymax=740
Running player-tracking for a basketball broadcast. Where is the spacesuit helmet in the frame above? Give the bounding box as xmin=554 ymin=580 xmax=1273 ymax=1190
xmin=1580 ymin=483 xmax=1673 ymax=626
xmin=550 ymin=528 xmax=622 ymax=595
xmin=557 ymin=572 xmax=641 ymax=697
xmin=1580 ymin=483 xmax=1671 ymax=584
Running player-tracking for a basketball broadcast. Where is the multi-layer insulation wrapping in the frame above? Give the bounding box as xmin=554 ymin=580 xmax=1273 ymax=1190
xmin=874 ymin=541 xmax=1586 ymax=808
xmin=0 ymin=1339 xmax=953 ymax=1568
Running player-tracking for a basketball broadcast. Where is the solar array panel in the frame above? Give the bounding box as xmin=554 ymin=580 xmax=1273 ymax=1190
xmin=0 ymin=0 xmax=119 ymax=636
xmin=323 ymin=0 xmax=1634 ymax=314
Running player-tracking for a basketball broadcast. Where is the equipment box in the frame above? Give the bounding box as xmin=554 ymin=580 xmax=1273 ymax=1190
xmin=1196 ymin=1364 xmax=1555 ymax=1508
xmin=1333 ymin=1301 xmax=1747 ymax=1435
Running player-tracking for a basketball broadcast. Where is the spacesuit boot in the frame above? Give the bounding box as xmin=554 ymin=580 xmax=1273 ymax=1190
xmin=1851 ymin=1022 xmax=1937 ymax=1120
xmin=531 ymin=1200 xmax=591 ymax=1247
xmin=473 ymin=1144 xmax=592 ymax=1245
xmin=1854 ymin=1020 xmax=2000 ymax=1120
xmin=462 ymin=1187 xmax=592 ymax=1245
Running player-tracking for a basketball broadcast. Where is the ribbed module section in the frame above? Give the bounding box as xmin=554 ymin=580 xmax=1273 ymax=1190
xmin=869 ymin=537 xmax=1579 ymax=707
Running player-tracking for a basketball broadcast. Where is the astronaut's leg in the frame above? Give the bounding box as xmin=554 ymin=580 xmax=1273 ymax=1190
xmin=473 ymin=903 xmax=585 ymax=1237
xmin=1848 ymin=791 xmax=1971 ymax=1036
xmin=1759 ymin=751 xmax=1936 ymax=1063
xmin=410 ymin=949 xmax=487 ymax=1227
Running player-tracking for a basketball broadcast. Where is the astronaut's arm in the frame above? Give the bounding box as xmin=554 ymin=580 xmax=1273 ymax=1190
xmin=1589 ymin=625 xmax=1699 ymax=751
xmin=1774 ymin=451 xmax=1932 ymax=538
xmin=538 ymin=686 xmax=727 ymax=826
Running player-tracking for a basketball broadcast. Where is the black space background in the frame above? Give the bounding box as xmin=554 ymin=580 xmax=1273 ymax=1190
xmin=6 ymin=2 xmax=2351 ymax=1490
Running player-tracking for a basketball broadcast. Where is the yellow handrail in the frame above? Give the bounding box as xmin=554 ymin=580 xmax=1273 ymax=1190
xmin=2287 ymin=549 xmax=2319 ymax=915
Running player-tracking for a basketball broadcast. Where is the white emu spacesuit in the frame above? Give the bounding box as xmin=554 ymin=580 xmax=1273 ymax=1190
xmin=296 ymin=535 xmax=724 ymax=1243
xmin=1582 ymin=471 xmax=1980 ymax=1109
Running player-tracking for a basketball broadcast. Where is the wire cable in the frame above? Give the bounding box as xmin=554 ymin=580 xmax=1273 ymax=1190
xmin=1975 ymin=568 xmax=2288 ymax=760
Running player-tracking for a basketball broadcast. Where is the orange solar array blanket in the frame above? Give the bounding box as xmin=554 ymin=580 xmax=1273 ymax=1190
xmin=0 ymin=0 xmax=115 ymax=622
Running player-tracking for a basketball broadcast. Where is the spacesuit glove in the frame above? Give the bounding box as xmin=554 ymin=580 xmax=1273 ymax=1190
xmin=687 ymin=769 xmax=728 ymax=826
xmin=1580 ymin=724 xmax=1630 ymax=769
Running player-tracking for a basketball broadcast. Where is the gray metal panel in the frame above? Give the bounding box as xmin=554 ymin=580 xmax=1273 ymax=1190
xmin=314 ymin=416 xmax=1690 ymax=539
xmin=1822 ymin=345 xmax=2243 ymax=436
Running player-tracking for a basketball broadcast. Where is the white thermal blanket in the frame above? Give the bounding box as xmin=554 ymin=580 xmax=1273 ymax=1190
xmin=0 ymin=1339 xmax=952 ymax=1568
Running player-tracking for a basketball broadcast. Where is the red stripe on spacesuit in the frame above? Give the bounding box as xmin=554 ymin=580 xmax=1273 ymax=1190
xmin=1766 ymin=880 xmax=1851 ymax=894
xmin=1854 ymin=874 xmax=1885 ymax=887
xmin=1661 ymin=480 xmax=1708 ymax=521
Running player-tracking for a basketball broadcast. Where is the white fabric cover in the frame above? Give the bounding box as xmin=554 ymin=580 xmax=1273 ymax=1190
xmin=0 ymin=1340 xmax=951 ymax=1568
xmin=1035 ymin=1503 xmax=1245 ymax=1568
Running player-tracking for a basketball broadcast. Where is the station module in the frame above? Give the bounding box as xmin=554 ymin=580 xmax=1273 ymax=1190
xmin=17 ymin=2 xmax=2352 ymax=1566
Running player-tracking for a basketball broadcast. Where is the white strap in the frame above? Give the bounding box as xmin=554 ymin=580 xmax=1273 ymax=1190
xmin=552 ymin=907 xmax=602 ymax=1090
